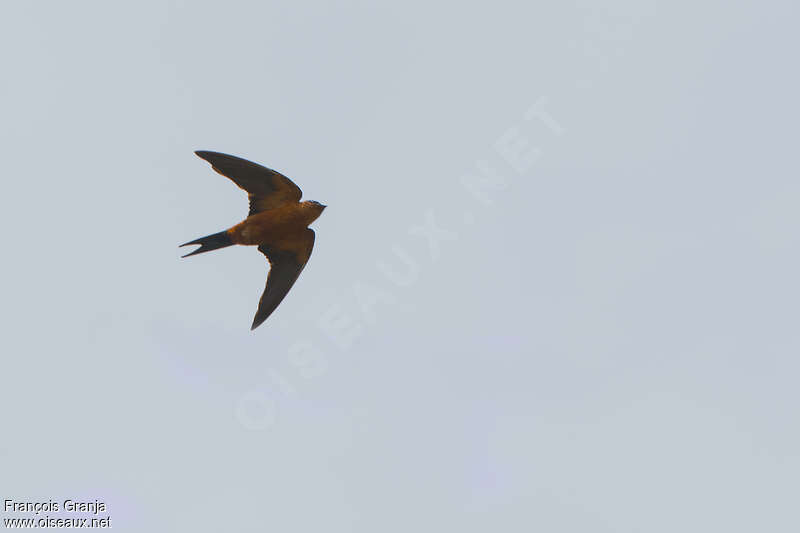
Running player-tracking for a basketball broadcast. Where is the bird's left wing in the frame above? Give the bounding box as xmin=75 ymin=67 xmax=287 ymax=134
xmin=251 ymin=229 xmax=315 ymax=330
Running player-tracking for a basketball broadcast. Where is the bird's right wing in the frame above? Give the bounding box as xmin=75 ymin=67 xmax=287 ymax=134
xmin=195 ymin=150 xmax=302 ymax=215
xmin=251 ymin=229 xmax=316 ymax=330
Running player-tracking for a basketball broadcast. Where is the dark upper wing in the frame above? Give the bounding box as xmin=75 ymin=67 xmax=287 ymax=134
xmin=195 ymin=151 xmax=302 ymax=215
xmin=251 ymin=229 xmax=315 ymax=330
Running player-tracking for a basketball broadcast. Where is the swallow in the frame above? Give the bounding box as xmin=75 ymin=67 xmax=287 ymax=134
xmin=180 ymin=151 xmax=326 ymax=330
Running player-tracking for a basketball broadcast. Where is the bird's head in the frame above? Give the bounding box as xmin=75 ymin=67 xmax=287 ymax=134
xmin=304 ymin=200 xmax=327 ymax=222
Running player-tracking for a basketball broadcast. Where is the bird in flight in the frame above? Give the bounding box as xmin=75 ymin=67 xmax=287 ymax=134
xmin=180 ymin=151 xmax=326 ymax=330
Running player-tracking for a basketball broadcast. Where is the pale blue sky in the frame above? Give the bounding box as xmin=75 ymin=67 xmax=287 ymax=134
xmin=2 ymin=1 xmax=799 ymax=531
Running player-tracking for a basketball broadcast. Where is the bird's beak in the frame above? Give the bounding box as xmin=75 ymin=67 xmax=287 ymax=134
xmin=320 ymin=204 xmax=327 ymax=209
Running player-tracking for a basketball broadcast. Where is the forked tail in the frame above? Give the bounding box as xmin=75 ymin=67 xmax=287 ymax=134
xmin=180 ymin=230 xmax=234 ymax=258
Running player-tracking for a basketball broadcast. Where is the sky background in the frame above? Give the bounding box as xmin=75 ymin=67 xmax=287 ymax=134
xmin=2 ymin=1 xmax=799 ymax=531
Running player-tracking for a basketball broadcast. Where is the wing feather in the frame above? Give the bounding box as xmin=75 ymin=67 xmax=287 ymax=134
xmin=195 ymin=151 xmax=302 ymax=215
xmin=251 ymin=229 xmax=315 ymax=329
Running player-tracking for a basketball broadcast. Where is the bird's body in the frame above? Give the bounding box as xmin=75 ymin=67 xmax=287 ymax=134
xmin=181 ymin=151 xmax=325 ymax=330
xmin=230 ymin=201 xmax=323 ymax=245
